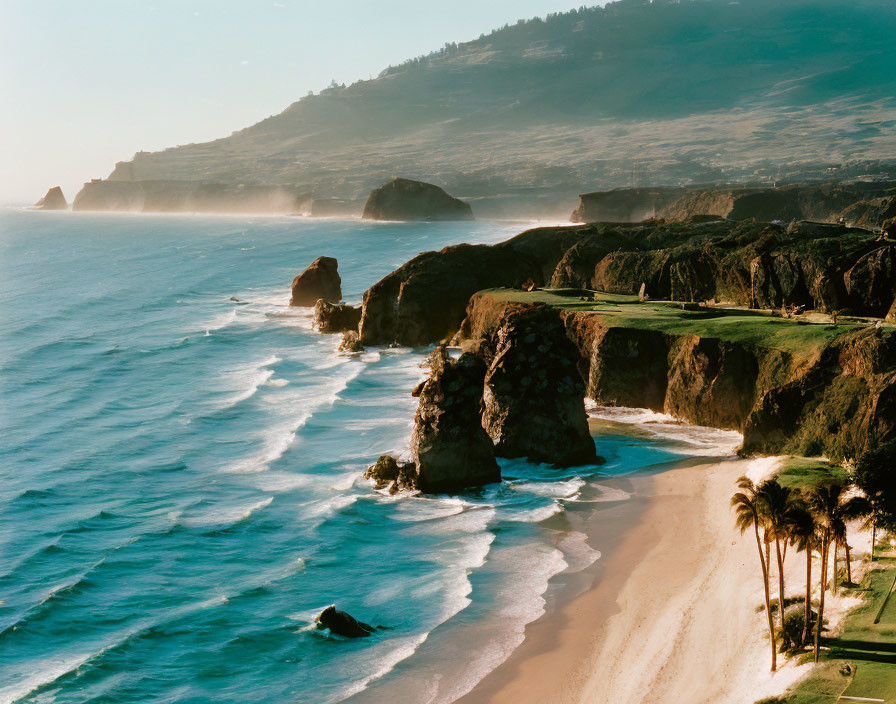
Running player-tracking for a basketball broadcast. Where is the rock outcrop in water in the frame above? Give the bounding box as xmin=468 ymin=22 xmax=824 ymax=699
xmin=316 ymin=606 xmax=376 ymax=638
xmin=338 ymin=330 xmax=364 ymax=353
xmin=313 ymin=300 xmax=361 ymax=333
xmin=362 ymin=178 xmax=473 ymax=222
xmin=33 ymin=186 xmax=67 ymax=210
xmin=475 ymin=305 xmax=599 ymax=466
xmin=410 ymin=349 xmax=500 ymax=493
xmin=364 ymin=454 xmax=417 ymax=494
xmin=290 ymin=257 xmax=342 ymax=307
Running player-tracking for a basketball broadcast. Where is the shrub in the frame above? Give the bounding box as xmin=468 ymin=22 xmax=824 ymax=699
xmin=777 ymin=604 xmax=817 ymax=654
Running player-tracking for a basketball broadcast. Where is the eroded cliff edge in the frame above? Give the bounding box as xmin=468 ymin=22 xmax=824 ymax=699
xmin=357 ymin=219 xmax=896 ymax=462
xmin=459 ymin=290 xmax=895 ymax=462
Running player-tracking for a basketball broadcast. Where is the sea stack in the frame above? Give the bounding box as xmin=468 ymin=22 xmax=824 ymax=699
xmin=313 ymin=300 xmax=361 ymax=333
xmin=290 ymin=257 xmax=342 ymax=307
xmin=410 ymin=349 xmax=500 ymax=493
xmin=34 ymin=187 xmax=67 ymax=210
xmin=479 ymin=305 xmax=599 ymax=467
xmin=362 ymin=178 xmax=473 ymax=222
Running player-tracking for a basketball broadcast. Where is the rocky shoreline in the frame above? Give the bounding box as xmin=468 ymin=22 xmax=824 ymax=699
xmin=294 ymin=216 xmax=896 ymax=489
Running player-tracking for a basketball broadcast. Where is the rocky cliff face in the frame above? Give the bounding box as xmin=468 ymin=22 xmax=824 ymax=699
xmin=571 ymin=183 xmax=896 ymax=226
xmin=290 ymin=257 xmax=342 ymax=307
xmin=360 ymin=220 xmax=894 ymax=347
xmin=570 ymin=188 xmax=687 ymax=223
xmin=458 ymin=292 xmax=896 ymax=462
xmin=359 ymin=225 xmax=596 ymax=346
xmin=410 ymin=350 xmax=500 ymax=493
xmin=313 ymin=300 xmax=361 ymax=333
xmin=476 ymin=305 xmax=598 ymax=466
xmin=362 ymin=178 xmax=473 ymax=222
xmin=33 ymin=187 xmax=67 ymax=210
xmin=72 ymin=180 xmax=310 ymax=214
xmin=741 ymin=329 xmax=896 ymax=460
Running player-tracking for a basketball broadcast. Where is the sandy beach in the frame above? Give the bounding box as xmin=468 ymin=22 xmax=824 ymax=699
xmin=459 ymin=454 xmax=867 ymax=704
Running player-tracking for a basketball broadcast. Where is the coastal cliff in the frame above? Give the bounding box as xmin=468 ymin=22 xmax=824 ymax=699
xmin=72 ymin=180 xmax=311 ymax=214
xmin=360 ymin=219 xmax=896 ymax=347
xmin=358 ymin=218 xmax=895 ymax=462
xmin=33 ymin=187 xmax=67 ymax=210
xmin=572 ymin=183 xmax=896 ymax=227
xmin=362 ymin=178 xmax=473 ymax=221
xmin=459 ymin=290 xmax=896 ymax=462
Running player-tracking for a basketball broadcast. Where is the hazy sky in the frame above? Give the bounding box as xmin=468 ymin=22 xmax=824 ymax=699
xmin=0 ymin=0 xmax=599 ymax=204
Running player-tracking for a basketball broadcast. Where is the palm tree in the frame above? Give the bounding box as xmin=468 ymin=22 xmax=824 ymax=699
xmin=759 ymin=480 xmax=798 ymax=632
xmin=805 ymin=482 xmax=870 ymax=662
xmin=733 ymin=476 xmax=777 ymax=671
xmin=834 ymin=494 xmax=871 ymax=586
xmin=787 ymin=503 xmax=816 ymax=646
xmin=806 ymin=484 xmax=836 ymax=663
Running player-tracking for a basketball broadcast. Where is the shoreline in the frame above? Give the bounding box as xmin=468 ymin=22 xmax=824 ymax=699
xmin=459 ymin=455 xmax=813 ymax=704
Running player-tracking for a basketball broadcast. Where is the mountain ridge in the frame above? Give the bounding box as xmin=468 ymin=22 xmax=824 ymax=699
xmin=97 ymin=0 xmax=896 ymax=207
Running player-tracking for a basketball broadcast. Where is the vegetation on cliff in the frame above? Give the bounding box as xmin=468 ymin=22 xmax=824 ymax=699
xmin=462 ymin=288 xmax=894 ymax=462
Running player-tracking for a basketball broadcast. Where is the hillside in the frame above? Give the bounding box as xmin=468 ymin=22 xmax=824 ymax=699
xmin=96 ymin=0 xmax=896 ymax=212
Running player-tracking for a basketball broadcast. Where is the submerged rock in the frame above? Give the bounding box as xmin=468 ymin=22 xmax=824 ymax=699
xmin=290 ymin=257 xmax=342 ymax=307
xmin=362 ymin=178 xmax=473 ymax=222
xmin=34 ymin=186 xmax=67 ymax=210
xmin=316 ymin=605 xmax=375 ymax=638
xmin=338 ymin=330 xmax=364 ymax=353
xmin=411 ymin=349 xmax=500 ymax=493
xmin=364 ymin=454 xmax=418 ymax=494
xmin=314 ymin=300 xmax=361 ymax=334
xmin=478 ymin=306 xmax=599 ymax=467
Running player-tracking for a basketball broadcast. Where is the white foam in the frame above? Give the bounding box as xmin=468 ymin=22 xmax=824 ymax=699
xmin=214 ymin=355 xmax=280 ymax=408
xmin=178 ymin=496 xmax=273 ymax=528
xmin=557 ymin=531 xmax=602 ymax=573
xmin=588 ymin=483 xmax=634 ymax=503
xmin=512 ymin=477 xmax=585 ymax=499
xmin=589 ymin=404 xmax=743 ymax=457
xmin=221 ymin=362 xmax=363 ymax=474
xmin=501 ymin=502 xmax=563 ymax=523
xmin=427 ymin=542 xmax=569 ymax=704
xmin=0 ymin=651 xmax=98 ymax=704
xmin=389 ymin=497 xmax=469 ymax=523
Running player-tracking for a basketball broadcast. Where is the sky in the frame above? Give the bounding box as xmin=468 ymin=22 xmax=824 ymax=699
xmin=0 ymin=0 xmax=599 ymax=204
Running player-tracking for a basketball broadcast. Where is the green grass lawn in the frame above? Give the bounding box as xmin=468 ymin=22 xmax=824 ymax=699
xmin=772 ymin=555 xmax=896 ymax=704
xmin=774 ymin=458 xmax=849 ymax=490
xmin=483 ymin=288 xmax=864 ymax=364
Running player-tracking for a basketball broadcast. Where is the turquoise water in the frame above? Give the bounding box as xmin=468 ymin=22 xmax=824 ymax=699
xmin=0 ymin=211 xmax=740 ymax=704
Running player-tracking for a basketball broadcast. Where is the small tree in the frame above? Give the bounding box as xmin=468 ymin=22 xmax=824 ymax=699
xmin=733 ymin=476 xmax=777 ymax=671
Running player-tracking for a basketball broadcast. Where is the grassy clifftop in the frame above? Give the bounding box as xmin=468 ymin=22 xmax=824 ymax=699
xmin=482 ymin=288 xmax=866 ymax=364
xmin=459 ymin=288 xmax=895 ymax=461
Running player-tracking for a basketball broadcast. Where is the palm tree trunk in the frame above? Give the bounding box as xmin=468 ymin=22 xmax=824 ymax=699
xmin=754 ymin=519 xmax=777 ymax=671
xmin=802 ymin=546 xmax=812 ymax=646
xmin=832 ymin=542 xmax=839 ymax=593
xmin=815 ymin=536 xmax=830 ymax=663
xmin=776 ymin=537 xmax=786 ymax=631
xmin=872 ymin=522 xmax=877 ymax=561
xmin=845 ymin=542 xmax=852 ymax=584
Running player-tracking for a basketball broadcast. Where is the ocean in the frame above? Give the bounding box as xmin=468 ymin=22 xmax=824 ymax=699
xmin=0 ymin=211 xmax=741 ymax=704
